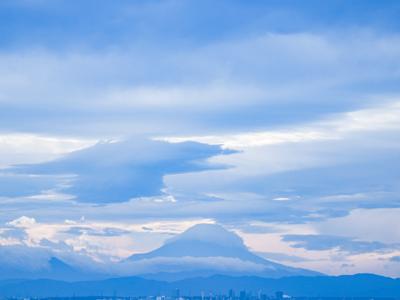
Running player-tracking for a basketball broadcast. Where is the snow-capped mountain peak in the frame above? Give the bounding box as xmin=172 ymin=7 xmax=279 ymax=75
xmin=165 ymin=223 xmax=245 ymax=249
xmin=124 ymin=223 xmax=322 ymax=279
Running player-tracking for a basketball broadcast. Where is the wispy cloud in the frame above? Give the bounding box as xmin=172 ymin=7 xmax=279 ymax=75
xmin=282 ymin=234 xmax=400 ymax=255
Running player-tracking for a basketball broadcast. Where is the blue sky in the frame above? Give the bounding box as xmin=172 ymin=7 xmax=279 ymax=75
xmin=0 ymin=0 xmax=400 ymax=276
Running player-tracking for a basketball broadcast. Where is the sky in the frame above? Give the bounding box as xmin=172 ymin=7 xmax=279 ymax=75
xmin=0 ymin=0 xmax=400 ymax=277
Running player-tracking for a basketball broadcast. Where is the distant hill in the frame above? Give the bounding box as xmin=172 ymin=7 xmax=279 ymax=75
xmin=0 ymin=274 xmax=399 ymax=298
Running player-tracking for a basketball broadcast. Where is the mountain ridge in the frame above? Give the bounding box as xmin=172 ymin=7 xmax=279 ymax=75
xmin=0 ymin=274 xmax=399 ymax=297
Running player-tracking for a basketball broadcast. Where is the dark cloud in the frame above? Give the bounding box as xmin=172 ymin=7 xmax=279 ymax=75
xmin=2 ymin=138 xmax=230 ymax=203
xmin=64 ymin=226 xmax=131 ymax=237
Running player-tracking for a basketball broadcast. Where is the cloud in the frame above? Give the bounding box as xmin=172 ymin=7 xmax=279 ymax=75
xmin=0 ymin=244 xmax=51 ymax=270
xmin=314 ymin=208 xmax=400 ymax=245
xmin=114 ymin=256 xmax=267 ymax=276
xmin=282 ymin=234 xmax=400 ymax=254
xmin=1 ymin=30 xmax=400 ymax=137
xmin=8 ymin=216 xmax=36 ymax=227
xmin=0 ymin=227 xmax=28 ymax=242
xmin=257 ymin=252 xmax=311 ymax=263
xmin=162 ymin=100 xmax=400 ymax=225
xmin=64 ymin=226 xmax=131 ymax=237
xmin=3 ymin=0 xmax=399 ymax=50
xmin=390 ymin=256 xmax=400 ymax=262
xmin=162 ymin=101 xmax=400 ymax=149
xmin=1 ymin=138 xmax=229 ymax=203
xmin=0 ymin=133 xmax=95 ymax=168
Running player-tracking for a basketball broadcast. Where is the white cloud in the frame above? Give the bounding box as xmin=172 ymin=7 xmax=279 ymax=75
xmin=0 ymin=133 xmax=96 ymax=168
xmin=8 ymin=216 xmax=37 ymax=228
xmin=115 ymin=256 xmax=267 ymax=275
xmin=160 ymin=100 xmax=400 ymax=149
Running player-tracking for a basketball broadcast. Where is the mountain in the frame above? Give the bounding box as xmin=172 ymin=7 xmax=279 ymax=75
xmin=0 ymin=255 xmax=79 ymax=281
xmin=0 ymin=224 xmax=320 ymax=281
xmin=0 ymin=274 xmax=399 ymax=298
xmin=123 ymin=223 xmax=321 ymax=278
xmin=0 ymin=245 xmax=101 ymax=281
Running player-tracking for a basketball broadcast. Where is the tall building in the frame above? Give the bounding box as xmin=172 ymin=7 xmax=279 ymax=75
xmin=175 ymin=289 xmax=181 ymax=299
xmin=229 ymin=289 xmax=235 ymax=300
xmin=275 ymin=291 xmax=284 ymax=300
xmin=240 ymin=291 xmax=246 ymax=300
